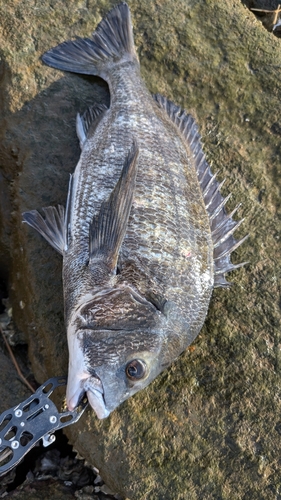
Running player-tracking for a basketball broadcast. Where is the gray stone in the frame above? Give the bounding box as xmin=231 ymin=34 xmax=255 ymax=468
xmin=0 ymin=0 xmax=280 ymax=499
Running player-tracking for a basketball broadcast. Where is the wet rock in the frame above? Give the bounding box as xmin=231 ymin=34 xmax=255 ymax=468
xmin=5 ymin=477 xmax=77 ymax=499
xmin=0 ymin=349 xmax=30 ymax=413
xmin=33 ymin=449 xmax=95 ymax=488
xmin=0 ymin=348 xmax=31 ymax=495
xmin=0 ymin=439 xmax=122 ymax=499
xmin=0 ymin=0 xmax=281 ymax=499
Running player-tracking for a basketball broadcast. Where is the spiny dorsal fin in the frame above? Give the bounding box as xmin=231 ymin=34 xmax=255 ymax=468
xmin=154 ymin=93 xmax=247 ymax=287
xmin=42 ymin=3 xmax=138 ymax=78
xmin=76 ymin=104 xmax=108 ymax=149
xmin=89 ymin=141 xmax=139 ymax=272
xmin=22 ymin=205 xmax=67 ymax=255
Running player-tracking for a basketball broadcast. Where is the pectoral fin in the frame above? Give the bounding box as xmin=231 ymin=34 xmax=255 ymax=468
xmin=22 ymin=175 xmax=73 ymax=254
xmin=22 ymin=205 xmax=66 ymax=255
xmin=89 ymin=142 xmax=139 ymax=272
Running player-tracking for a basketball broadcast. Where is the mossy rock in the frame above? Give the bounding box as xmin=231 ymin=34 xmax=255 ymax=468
xmin=0 ymin=0 xmax=280 ymax=498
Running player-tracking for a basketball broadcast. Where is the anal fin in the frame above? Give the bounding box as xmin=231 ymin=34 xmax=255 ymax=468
xmin=89 ymin=141 xmax=139 ymax=272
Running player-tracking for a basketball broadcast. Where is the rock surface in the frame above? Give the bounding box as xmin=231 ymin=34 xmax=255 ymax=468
xmin=0 ymin=0 xmax=281 ymax=498
xmin=0 ymin=349 xmax=30 ymax=412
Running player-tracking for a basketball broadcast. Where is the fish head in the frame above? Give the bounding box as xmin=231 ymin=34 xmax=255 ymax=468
xmin=66 ymin=288 xmax=169 ymax=418
xmin=66 ymin=328 xmax=166 ymax=418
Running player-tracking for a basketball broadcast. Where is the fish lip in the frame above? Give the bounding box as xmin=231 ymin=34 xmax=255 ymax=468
xmin=86 ymin=388 xmax=110 ymax=419
xmin=84 ymin=375 xmax=110 ymax=419
xmin=67 ymin=372 xmax=109 ymax=418
xmin=84 ymin=373 xmax=104 ymax=395
xmin=72 ymin=373 xmax=103 ymax=404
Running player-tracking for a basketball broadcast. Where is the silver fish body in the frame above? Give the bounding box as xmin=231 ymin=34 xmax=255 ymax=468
xmin=23 ymin=3 xmax=247 ymax=418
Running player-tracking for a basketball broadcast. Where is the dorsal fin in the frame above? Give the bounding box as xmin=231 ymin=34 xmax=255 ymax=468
xmin=76 ymin=104 xmax=108 ymax=149
xmin=89 ymin=141 xmax=139 ymax=272
xmin=154 ymin=93 xmax=248 ymax=287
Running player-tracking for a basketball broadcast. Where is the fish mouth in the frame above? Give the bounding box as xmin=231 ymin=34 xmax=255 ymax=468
xmin=66 ymin=373 xmax=110 ymax=419
xmin=84 ymin=375 xmax=110 ymax=419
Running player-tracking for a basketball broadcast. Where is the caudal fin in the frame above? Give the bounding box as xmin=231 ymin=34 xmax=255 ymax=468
xmin=42 ymin=2 xmax=138 ymax=77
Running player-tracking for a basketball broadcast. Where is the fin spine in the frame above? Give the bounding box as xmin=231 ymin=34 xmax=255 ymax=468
xmin=153 ymin=93 xmax=247 ymax=287
xmin=214 ymin=234 xmax=249 ymax=261
xmin=213 ymin=218 xmax=244 ymax=248
xmin=205 ymin=179 xmax=226 ymax=210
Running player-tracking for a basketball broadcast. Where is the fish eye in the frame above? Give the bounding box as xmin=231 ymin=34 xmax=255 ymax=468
xmin=125 ymin=359 xmax=146 ymax=381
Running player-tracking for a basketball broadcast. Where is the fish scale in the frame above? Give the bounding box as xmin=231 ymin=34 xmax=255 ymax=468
xmin=70 ymin=90 xmax=205 ymax=297
xmin=22 ymin=2 xmax=247 ymax=419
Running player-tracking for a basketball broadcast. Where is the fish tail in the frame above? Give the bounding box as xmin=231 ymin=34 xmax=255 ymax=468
xmin=42 ymin=2 xmax=138 ymax=77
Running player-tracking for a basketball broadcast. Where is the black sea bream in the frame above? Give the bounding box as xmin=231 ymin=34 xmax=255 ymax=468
xmin=23 ymin=2 xmax=247 ymax=418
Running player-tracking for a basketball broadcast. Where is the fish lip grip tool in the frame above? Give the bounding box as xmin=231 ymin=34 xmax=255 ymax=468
xmin=0 ymin=376 xmax=88 ymax=476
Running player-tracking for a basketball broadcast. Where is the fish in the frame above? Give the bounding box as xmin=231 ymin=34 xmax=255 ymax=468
xmin=22 ymin=2 xmax=247 ymax=419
